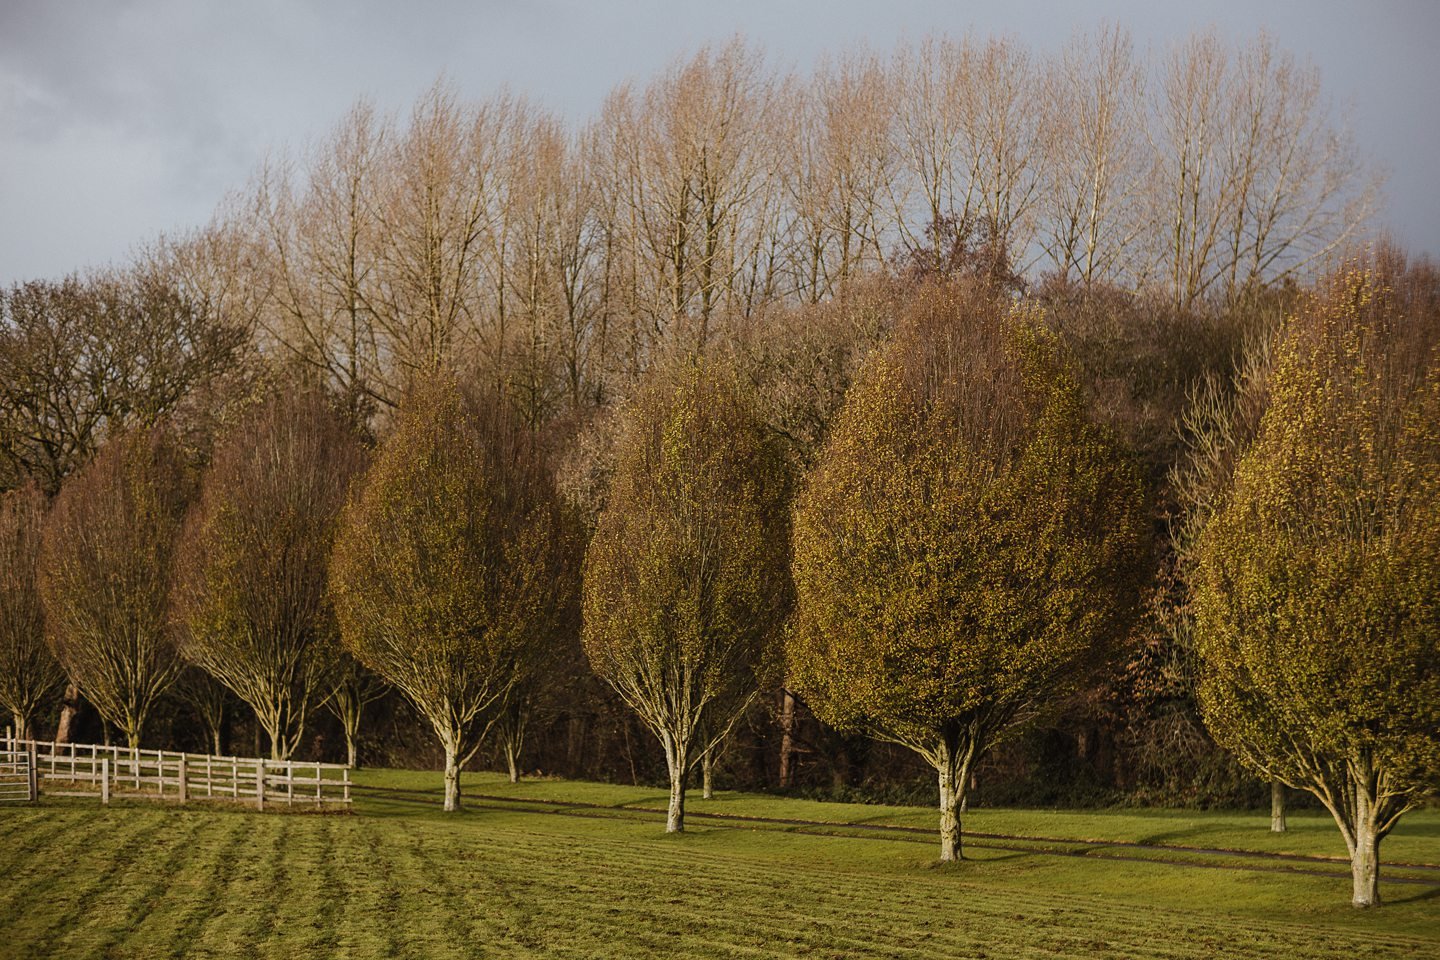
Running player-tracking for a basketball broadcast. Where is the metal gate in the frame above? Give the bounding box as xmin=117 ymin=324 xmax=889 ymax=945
xmin=0 ymin=747 xmax=37 ymax=803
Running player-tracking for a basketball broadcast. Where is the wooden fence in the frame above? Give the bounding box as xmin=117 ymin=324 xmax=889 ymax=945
xmin=0 ymin=730 xmax=350 ymax=809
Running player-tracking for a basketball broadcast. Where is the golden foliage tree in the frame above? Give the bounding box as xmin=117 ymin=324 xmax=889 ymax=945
xmin=0 ymin=483 xmax=62 ymax=738
xmin=582 ymin=361 xmax=791 ymax=832
xmin=790 ymin=282 xmax=1148 ymax=860
xmin=1194 ymin=257 xmax=1440 ymax=907
xmin=39 ymin=428 xmax=190 ymax=747
xmin=173 ymin=387 xmax=367 ymax=760
xmin=330 ymin=380 xmax=578 ymax=810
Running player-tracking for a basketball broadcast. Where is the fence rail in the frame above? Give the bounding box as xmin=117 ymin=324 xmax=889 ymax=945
xmin=0 ymin=730 xmax=350 ymax=808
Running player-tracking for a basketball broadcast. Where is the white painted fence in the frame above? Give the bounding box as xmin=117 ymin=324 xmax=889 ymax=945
xmin=0 ymin=730 xmax=350 ymax=808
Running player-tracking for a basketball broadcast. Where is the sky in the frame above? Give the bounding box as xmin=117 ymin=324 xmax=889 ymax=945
xmin=1 ymin=0 xmax=1437 ymax=285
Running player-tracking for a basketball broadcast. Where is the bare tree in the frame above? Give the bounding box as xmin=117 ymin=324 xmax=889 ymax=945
xmin=323 ymin=655 xmax=387 ymax=768
xmin=1144 ymin=31 xmax=1375 ymax=306
xmin=786 ymin=52 xmax=898 ymax=302
xmin=256 ymin=103 xmax=393 ymax=414
xmin=1039 ymin=25 xmax=1148 ymax=285
xmin=0 ymin=272 xmax=247 ymax=494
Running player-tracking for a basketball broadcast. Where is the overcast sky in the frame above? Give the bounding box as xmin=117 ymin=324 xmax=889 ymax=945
xmin=2 ymin=0 xmax=1437 ymax=285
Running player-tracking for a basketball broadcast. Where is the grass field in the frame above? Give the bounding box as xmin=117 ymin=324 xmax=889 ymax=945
xmin=1 ymin=769 xmax=1437 ymax=959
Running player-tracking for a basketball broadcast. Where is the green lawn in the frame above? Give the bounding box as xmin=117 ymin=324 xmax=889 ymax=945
xmin=0 ymin=769 xmax=1436 ymax=959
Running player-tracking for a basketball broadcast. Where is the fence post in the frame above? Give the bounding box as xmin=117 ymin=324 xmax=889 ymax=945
xmin=178 ymin=755 xmax=188 ymax=804
xmin=26 ymin=742 xmax=38 ymax=802
xmin=101 ymin=758 xmax=110 ymax=805
xmin=256 ymin=759 xmax=266 ymax=811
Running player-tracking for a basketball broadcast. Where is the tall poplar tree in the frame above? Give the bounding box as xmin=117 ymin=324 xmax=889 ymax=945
xmin=173 ymin=387 xmax=366 ymax=760
xmin=39 ymin=428 xmax=190 ymax=748
xmin=0 ymin=484 xmax=62 ymax=739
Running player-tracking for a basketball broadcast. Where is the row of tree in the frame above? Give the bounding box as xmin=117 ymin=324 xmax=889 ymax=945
xmin=2 ymin=255 xmax=1434 ymax=907
xmin=0 ymin=29 xmax=1431 ymax=911
xmin=231 ymin=27 xmax=1372 ymax=422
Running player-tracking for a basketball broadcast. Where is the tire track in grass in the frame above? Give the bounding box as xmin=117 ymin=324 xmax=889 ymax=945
xmin=0 ymin=810 xmax=158 ymax=946
xmin=254 ymin=815 xmax=344 ymax=959
xmin=186 ymin=814 xmax=286 ymax=960
xmin=337 ymin=815 xmax=404 ymax=959
xmin=405 ymin=819 xmax=551 ymax=958
xmin=246 ymin=815 xmax=294 ymax=960
xmin=68 ymin=808 xmax=214 ymax=956
xmin=375 ymin=816 xmax=473 ymax=960
xmin=147 ymin=813 xmax=254 ymax=960
xmin=307 ymin=816 xmax=343 ymax=957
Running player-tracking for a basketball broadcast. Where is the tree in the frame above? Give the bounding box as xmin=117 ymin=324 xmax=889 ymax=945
xmin=38 ymin=428 xmax=190 ymax=747
xmin=1143 ymin=31 xmax=1376 ymax=307
xmin=0 ymin=271 xmax=248 ymax=495
xmin=789 ymin=282 xmax=1147 ymax=860
xmin=1193 ymin=257 xmax=1440 ymax=907
xmin=174 ymin=666 xmax=232 ymax=756
xmin=0 ymin=483 xmax=62 ymax=739
xmin=330 ymin=380 xmax=576 ymax=810
xmin=1169 ymin=316 xmax=1290 ymax=827
xmin=582 ymin=361 xmax=791 ymax=832
xmin=323 ymin=655 xmax=387 ymax=768
xmin=173 ymin=387 xmax=366 ymax=760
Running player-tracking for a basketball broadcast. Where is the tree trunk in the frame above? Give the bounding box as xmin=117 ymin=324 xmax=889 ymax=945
xmin=55 ymin=683 xmax=80 ymax=744
xmin=663 ymin=736 xmax=689 ymax=833
xmin=1350 ymin=787 xmax=1381 ymax=908
xmin=11 ymin=712 xmax=26 ymax=741
xmin=505 ymin=741 xmax=520 ymax=784
xmin=938 ymin=764 xmax=961 ymax=862
xmin=345 ymin=730 xmax=358 ymax=769
xmin=443 ymin=743 xmax=461 ymax=812
xmin=936 ymin=734 xmax=966 ymax=862
xmin=777 ymin=690 xmax=796 ymax=788
xmin=702 ymin=748 xmax=714 ymax=800
xmin=1270 ymin=778 xmax=1287 ymax=833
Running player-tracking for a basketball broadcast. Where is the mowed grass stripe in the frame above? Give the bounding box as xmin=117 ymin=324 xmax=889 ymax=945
xmin=2 ymin=803 xmax=1436 ymax=959
xmin=422 ymin=815 xmax=1432 ymax=959
xmin=22 ymin=810 xmax=208 ymax=958
xmin=389 ymin=818 xmax=1216 ymax=959
xmin=138 ymin=813 xmax=255 ymax=960
xmin=55 ymin=810 xmax=214 ymax=957
xmin=0 ymin=808 xmax=161 ymax=948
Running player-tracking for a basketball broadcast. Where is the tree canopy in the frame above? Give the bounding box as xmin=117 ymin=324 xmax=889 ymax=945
xmin=790 ymin=281 xmax=1148 ymax=860
xmin=1194 ymin=258 xmax=1440 ymax=907
xmin=330 ymin=379 xmax=577 ymax=810
xmin=583 ymin=360 xmax=792 ymax=831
